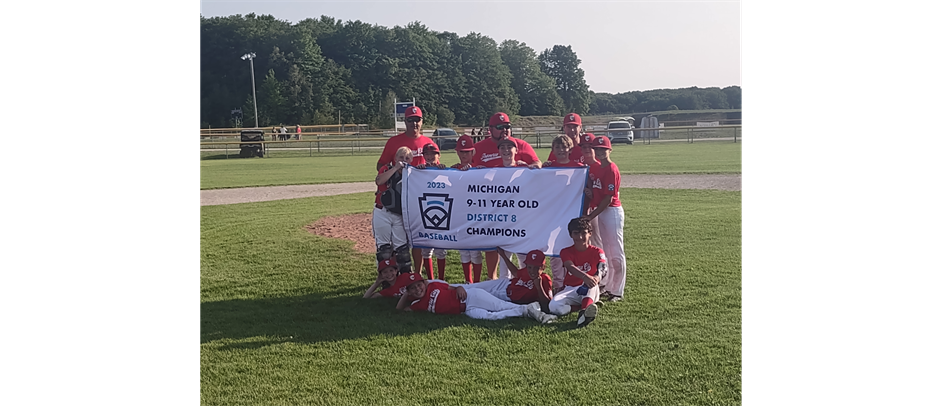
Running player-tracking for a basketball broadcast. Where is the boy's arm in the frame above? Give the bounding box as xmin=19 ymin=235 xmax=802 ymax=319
xmin=375 ymin=163 xmax=402 ymax=186
xmin=496 ymin=247 xmax=519 ymax=278
xmin=396 ymin=294 xmax=413 ymax=311
xmin=585 ymin=195 xmax=612 ymax=221
xmin=564 ymin=262 xmax=600 ymax=288
xmin=363 ymin=277 xmax=385 ymax=299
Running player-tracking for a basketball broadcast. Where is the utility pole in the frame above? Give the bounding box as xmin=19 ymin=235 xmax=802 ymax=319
xmin=241 ymin=52 xmax=259 ymax=128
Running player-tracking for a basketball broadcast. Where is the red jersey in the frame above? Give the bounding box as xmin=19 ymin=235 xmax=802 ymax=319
xmin=588 ymin=162 xmax=621 ymax=208
xmin=409 ymin=281 xmax=464 ymax=314
xmin=471 ymin=137 xmax=539 ymax=167
xmin=559 ymin=245 xmax=607 ymax=287
xmin=507 ymin=272 xmax=553 ymax=304
xmin=377 ymin=133 xmax=433 ymax=168
xmin=377 ymin=283 xmax=403 ymax=298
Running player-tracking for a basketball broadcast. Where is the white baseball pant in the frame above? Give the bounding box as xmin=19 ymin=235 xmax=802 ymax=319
xmin=459 ymin=250 xmax=483 ymax=264
xmin=548 ymin=284 xmax=600 ymax=316
xmin=372 ymin=207 xmax=408 ymax=249
xmin=498 ymin=252 xmax=528 ymax=279
xmin=421 ymin=248 xmax=448 ymax=259
xmin=456 ymin=278 xmax=511 ymax=302
xmin=464 ymin=288 xmax=527 ymax=320
xmin=596 ymin=206 xmax=626 ymax=297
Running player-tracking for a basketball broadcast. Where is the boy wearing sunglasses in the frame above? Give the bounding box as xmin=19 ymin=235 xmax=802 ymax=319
xmin=471 ymin=112 xmax=542 ymax=169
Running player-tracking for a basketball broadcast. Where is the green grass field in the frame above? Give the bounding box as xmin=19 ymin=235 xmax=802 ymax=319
xmin=201 ymin=141 xmax=741 ymax=189
xmin=201 ymin=189 xmax=741 ymax=405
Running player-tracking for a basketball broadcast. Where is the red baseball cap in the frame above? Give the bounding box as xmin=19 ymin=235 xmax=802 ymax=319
xmin=456 ymin=135 xmax=475 ymax=151
xmin=377 ymin=257 xmax=398 ymax=272
xmin=563 ymin=113 xmax=582 ymax=126
xmin=392 ymin=272 xmax=425 ymax=293
xmin=593 ymin=136 xmax=612 ymax=150
xmin=488 ymin=112 xmax=511 ymax=126
xmin=523 ymin=250 xmax=545 ymax=266
xmin=423 ymin=143 xmax=440 ymax=154
xmin=578 ymin=133 xmax=596 ymax=146
xmin=404 ymin=106 xmax=423 ymax=119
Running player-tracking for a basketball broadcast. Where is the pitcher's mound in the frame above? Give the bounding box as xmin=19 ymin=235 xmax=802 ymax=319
xmin=305 ymin=213 xmax=375 ymax=254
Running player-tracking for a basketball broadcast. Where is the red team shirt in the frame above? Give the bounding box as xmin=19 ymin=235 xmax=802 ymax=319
xmin=377 ymin=133 xmax=433 ymax=168
xmin=471 ymin=137 xmax=540 ymax=167
xmin=507 ymin=272 xmax=553 ymax=304
xmin=409 ymin=281 xmax=464 ymax=314
xmin=559 ymin=245 xmax=607 ymax=287
xmin=377 ymin=284 xmax=403 ymax=298
xmin=588 ymin=162 xmax=622 ymax=208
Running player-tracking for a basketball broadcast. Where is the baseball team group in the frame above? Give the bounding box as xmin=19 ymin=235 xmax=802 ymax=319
xmin=365 ymin=107 xmax=626 ymax=328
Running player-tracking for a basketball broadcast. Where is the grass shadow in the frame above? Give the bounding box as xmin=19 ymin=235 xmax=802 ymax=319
xmin=201 ymin=292 xmax=548 ymax=350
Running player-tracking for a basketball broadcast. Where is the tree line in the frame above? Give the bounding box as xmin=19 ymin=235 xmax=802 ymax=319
xmin=201 ymin=13 xmax=741 ymax=129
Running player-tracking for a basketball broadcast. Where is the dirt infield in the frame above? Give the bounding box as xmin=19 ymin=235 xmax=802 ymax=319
xmin=200 ymin=174 xmax=740 ymax=206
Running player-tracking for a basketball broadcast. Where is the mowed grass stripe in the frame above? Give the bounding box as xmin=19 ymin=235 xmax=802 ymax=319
xmin=200 ymin=141 xmax=741 ymax=189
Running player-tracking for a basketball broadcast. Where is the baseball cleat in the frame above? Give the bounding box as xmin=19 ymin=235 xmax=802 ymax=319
xmin=576 ymin=303 xmax=598 ymax=328
xmin=539 ymin=312 xmax=557 ymax=324
xmin=525 ymin=302 xmax=543 ymax=321
xmin=609 ymin=295 xmax=623 ymax=303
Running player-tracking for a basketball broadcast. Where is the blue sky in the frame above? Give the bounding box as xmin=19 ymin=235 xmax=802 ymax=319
xmin=199 ymin=0 xmax=741 ymax=94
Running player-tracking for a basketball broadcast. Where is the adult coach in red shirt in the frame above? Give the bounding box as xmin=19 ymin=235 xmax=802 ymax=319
xmin=376 ymin=106 xmax=433 ymax=171
xmin=472 ymin=112 xmax=541 ymax=169
xmin=545 ymin=113 xmax=587 ymax=165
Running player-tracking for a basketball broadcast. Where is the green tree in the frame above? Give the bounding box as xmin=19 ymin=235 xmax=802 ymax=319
xmin=452 ymin=33 xmax=519 ymax=125
xmin=722 ymin=86 xmax=742 ymax=109
xmin=538 ymin=45 xmax=590 ymax=114
xmin=500 ymin=40 xmax=563 ymax=116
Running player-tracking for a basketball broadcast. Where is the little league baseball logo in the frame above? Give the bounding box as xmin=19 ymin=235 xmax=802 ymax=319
xmin=418 ymin=193 xmax=454 ymax=231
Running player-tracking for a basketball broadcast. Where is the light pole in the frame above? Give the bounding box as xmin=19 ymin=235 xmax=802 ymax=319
xmin=241 ymin=52 xmax=259 ymax=128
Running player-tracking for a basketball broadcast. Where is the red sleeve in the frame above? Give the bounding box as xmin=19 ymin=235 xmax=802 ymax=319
xmin=515 ymin=140 xmax=539 ymax=164
xmin=601 ymin=166 xmax=618 ymax=197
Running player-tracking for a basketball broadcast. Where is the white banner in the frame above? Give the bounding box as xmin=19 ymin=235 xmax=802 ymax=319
xmin=401 ymin=166 xmax=588 ymax=256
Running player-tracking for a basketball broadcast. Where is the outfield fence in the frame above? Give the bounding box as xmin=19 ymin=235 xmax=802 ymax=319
xmin=199 ymin=125 xmax=742 ymax=158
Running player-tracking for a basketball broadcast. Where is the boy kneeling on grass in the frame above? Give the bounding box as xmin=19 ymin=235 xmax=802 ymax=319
xmin=549 ymin=217 xmax=608 ymax=328
xmin=394 ymin=272 xmax=556 ymax=323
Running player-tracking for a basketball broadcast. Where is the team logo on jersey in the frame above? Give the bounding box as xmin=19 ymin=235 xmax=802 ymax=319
xmin=419 ymin=193 xmax=454 ymax=230
xmin=581 ymin=262 xmax=591 ymax=273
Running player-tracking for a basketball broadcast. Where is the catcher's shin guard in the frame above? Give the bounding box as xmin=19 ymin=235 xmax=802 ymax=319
xmin=395 ymin=244 xmax=414 ymax=274
xmin=376 ymin=244 xmax=394 ymax=263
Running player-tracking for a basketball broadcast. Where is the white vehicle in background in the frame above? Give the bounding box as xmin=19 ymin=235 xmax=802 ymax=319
xmin=607 ymin=117 xmax=635 ymax=144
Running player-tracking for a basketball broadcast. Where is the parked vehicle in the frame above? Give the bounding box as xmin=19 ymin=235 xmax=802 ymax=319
xmin=607 ymin=117 xmax=635 ymax=144
xmin=432 ymin=128 xmax=459 ymax=150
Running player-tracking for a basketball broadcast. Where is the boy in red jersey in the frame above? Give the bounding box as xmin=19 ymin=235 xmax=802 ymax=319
xmin=363 ymin=257 xmax=403 ymax=299
xmin=584 ymin=136 xmax=627 ymax=303
xmin=549 ymin=217 xmax=607 ymax=328
xmin=458 ymin=248 xmax=555 ymax=317
xmin=542 ymin=135 xmax=584 ymax=168
xmin=394 ymin=273 xmax=555 ymax=323
xmin=545 ymin=113 xmax=586 ymax=165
